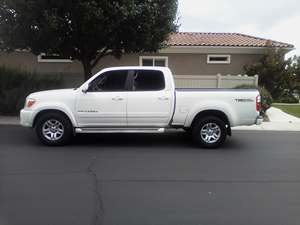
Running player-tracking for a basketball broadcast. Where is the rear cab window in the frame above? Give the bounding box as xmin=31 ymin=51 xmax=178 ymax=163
xmin=132 ymin=70 xmax=165 ymax=91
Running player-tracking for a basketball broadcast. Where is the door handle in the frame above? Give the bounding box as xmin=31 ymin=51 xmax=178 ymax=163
xmin=158 ymin=96 xmax=169 ymax=101
xmin=112 ymin=97 xmax=124 ymax=101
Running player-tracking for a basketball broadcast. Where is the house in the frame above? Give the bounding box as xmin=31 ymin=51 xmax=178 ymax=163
xmin=0 ymin=32 xmax=294 ymax=88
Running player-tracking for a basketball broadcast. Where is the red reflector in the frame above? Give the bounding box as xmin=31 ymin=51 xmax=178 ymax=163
xmin=256 ymin=95 xmax=261 ymax=112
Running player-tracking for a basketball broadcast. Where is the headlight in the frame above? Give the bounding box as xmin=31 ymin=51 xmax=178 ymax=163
xmin=25 ymin=98 xmax=36 ymax=108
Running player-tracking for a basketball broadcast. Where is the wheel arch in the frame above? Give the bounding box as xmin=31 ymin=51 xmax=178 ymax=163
xmin=33 ymin=109 xmax=76 ymax=128
xmin=190 ymin=110 xmax=231 ymax=136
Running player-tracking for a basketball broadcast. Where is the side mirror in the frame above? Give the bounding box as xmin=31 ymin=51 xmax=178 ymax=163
xmin=82 ymin=84 xmax=89 ymax=94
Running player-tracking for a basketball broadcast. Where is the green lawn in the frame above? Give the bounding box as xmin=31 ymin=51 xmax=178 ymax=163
xmin=273 ymin=104 xmax=300 ymax=118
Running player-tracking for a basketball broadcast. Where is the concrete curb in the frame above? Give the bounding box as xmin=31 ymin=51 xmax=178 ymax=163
xmin=0 ymin=116 xmax=20 ymax=126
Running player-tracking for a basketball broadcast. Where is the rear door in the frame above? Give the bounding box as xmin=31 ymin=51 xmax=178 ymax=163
xmin=126 ymin=70 xmax=173 ymax=127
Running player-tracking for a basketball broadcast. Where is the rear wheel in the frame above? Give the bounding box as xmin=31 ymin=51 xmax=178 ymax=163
xmin=35 ymin=112 xmax=73 ymax=146
xmin=192 ymin=116 xmax=227 ymax=148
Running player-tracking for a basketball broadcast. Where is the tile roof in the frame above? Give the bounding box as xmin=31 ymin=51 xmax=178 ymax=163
xmin=167 ymin=32 xmax=294 ymax=48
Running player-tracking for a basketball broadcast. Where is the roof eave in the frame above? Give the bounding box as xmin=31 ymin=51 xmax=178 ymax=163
xmin=159 ymin=45 xmax=295 ymax=54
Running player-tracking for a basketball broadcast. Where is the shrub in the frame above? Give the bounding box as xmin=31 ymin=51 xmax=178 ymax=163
xmin=259 ymin=86 xmax=273 ymax=114
xmin=234 ymin=84 xmax=273 ymax=114
xmin=0 ymin=66 xmax=63 ymax=115
xmin=234 ymin=84 xmax=257 ymax=89
xmin=244 ymin=48 xmax=291 ymax=100
xmin=277 ymin=93 xmax=299 ymax=103
xmin=244 ymin=49 xmax=300 ymax=101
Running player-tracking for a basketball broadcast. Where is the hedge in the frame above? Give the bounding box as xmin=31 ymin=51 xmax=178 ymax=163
xmin=0 ymin=66 xmax=63 ymax=115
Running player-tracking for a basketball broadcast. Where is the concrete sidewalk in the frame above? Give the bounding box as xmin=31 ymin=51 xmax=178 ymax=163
xmin=233 ymin=107 xmax=300 ymax=131
xmin=1 ymin=107 xmax=300 ymax=131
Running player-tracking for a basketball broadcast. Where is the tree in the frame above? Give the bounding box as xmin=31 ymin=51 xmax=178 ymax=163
xmin=244 ymin=48 xmax=299 ymax=101
xmin=0 ymin=0 xmax=178 ymax=80
xmin=288 ymin=55 xmax=300 ymax=95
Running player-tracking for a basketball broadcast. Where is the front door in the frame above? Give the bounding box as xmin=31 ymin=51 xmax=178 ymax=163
xmin=75 ymin=70 xmax=129 ymax=127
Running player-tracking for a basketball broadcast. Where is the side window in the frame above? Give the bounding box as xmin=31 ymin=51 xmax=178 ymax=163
xmin=88 ymin=70 xmax=128 ymax=92
xmin=132 ymin=70 xmax=165 ymax=91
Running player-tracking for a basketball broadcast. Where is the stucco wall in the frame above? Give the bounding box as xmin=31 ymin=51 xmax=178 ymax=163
xmin=166 ymin=53 xmax=261 ymax=75
xmin=0 ymin=51 xmax=84 ymax=74
xmin=0 ymin=51 xmax=262 ymax=87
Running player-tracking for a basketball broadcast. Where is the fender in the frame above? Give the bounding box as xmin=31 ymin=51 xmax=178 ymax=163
xmin=184 ymin=100 xmax=238 ymax=127
xmin=32 ymin=102 xmax=78 ymax=127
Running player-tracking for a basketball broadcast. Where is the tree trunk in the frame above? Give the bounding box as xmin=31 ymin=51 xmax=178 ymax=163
xmin=81 ymin=60 xmax=93 ymax=81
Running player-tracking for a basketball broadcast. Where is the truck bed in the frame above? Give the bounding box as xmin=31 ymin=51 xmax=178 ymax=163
xmin=172 ymin=88 xmax=260 ymax=127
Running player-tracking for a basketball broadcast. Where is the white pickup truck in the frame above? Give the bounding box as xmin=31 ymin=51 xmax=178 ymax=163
xmin=20 ymin=67 xmax=262 ymax=148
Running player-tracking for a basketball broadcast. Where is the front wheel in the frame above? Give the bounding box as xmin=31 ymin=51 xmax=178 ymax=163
xmin=35 ymin=112 xmax=73 ymax=146
xmin=192 ymin=116 xmax=227 ymax=148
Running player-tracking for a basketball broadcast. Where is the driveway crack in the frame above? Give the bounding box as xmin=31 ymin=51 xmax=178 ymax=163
xmin=87 ymin=156 xmax=104 ymax=225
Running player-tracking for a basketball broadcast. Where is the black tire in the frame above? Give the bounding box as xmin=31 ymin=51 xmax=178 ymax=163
xmin=35 ymin=112 xmax=73 ymax=146
xmin=192 ymin=116 xmax=227 ymax=148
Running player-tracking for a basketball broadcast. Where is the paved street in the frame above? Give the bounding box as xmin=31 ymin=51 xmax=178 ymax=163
xmin=1 ymin=125 xmax=300 ymax=225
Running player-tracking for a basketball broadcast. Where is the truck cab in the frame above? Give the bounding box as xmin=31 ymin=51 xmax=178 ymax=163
xmin=76 ymin=67 xmax=175 ymax=128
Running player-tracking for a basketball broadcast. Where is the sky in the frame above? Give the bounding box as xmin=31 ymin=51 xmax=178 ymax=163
xmin=178 ymin=0 xmax=300 ymax=57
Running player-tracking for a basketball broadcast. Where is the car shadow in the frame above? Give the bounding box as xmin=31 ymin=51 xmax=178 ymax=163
xmin=6 ymin=126 xmax=243 ymax=151
xmin=69 ymin=132 xmax=243 ymax=151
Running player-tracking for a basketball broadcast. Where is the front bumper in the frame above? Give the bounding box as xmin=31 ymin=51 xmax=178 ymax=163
xmin=255 ymin=116 xmax=263 ymax=125
xmin=20 ymin=109 xmax=35 ymax=127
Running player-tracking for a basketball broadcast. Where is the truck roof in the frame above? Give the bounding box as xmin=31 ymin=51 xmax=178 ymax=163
xmin=99 ymin=66 xmax=171 ymax=73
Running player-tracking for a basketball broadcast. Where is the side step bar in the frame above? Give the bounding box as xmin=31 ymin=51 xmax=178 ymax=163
xmin=75 ymin=128 xmax=165 ymax=134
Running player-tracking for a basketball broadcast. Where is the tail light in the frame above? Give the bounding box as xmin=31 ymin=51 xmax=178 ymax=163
xmin=26 ymin=98 xmax=36 ymax=108
xmin=256 ymin=95 xmax=261 ymax=112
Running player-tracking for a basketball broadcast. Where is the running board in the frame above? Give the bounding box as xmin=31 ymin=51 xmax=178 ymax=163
xmin=75 ymin=127 xmax=165 ymax=134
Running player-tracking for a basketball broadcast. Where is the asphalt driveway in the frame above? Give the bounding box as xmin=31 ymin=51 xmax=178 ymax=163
xmin=1 ymin=125 xmax=300 ymax=225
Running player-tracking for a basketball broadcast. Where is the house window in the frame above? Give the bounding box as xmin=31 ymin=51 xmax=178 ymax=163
xmin=139 ymin=56 xmax=168 ymax=67
xmin=37 ymin=53 xmax=73 ymax=63
xmin=207 ymin=55 xmax=231 ymax=64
